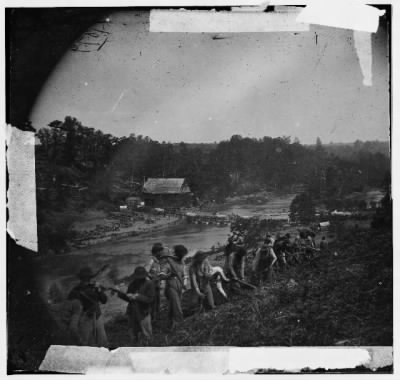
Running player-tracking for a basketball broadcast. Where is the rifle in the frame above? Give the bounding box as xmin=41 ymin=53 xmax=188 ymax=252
xmin=232 ymin=278 xmax=257 ymax=290
xmin=100 ymin=286 xmax=131 ymax=301
xmin=95 ymin=284 xmax=138 ymax=302
xmin=90 ymin=264 xmax=110 ymax=279
xmin=97 ymin=273 xmax=166 ymax=301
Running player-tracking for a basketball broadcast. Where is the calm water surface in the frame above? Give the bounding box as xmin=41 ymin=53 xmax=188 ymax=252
xmin=35 ymin=193 xmax=296 ymax=318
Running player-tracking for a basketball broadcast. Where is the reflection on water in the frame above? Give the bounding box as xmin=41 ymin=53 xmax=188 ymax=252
xmin=35 ymin=192 xmax=296 ymax=316
xmin=70 ymin=223 xmax=230 ymax=257
xmin=221 ymin=193 xmax=296 ymax=218
xmin=35 ymin=223 xmax=230 ymax=308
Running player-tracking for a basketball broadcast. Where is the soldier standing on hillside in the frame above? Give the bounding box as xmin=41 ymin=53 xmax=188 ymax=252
xmin=146 ymin=243 xmax=164 ymax=321
xmin=226 ymin=247 xmax=248 ymax=291
xmin=266 ymin=233 xmax=275 ymax=246
xmin=292 ymin=234 xmax=302 ymax=263
xmin=189 ymin=251 xmax=215 ymax=310
xmin=252 ymin=238 xmax=277 ymax=285
xmin=305 ymin=235 xmax=316 ymax=260
xmin=273 ymin=234 xmax=288 ymax=272
xmin=68 ymin=267 xmax=108 ymax=347
xmin=158 ymin=245 xmax=188 ymax=330
xmin=118 ymin=266 xmax=155 ymax=345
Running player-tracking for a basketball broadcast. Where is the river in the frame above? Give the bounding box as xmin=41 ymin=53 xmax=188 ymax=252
xmin=221 ymin=192 xmax=296 ymax=219
xmin=34 ymin=192 xmax=296 ymax=320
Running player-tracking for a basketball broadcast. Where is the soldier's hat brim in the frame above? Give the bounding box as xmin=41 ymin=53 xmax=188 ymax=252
xmin=132 ymin=266 xmax=148 ymax=280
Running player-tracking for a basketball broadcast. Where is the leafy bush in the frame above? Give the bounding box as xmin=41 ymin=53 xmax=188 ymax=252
xmin=290 ymin=193 xmax=316 ymax=223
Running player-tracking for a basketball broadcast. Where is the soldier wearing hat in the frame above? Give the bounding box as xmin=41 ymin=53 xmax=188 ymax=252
xmin=223 ymin=232 xmax=243 ymax=279
xmin=68 ymin=266 xmax=108 ymax=347
xmin=118 ymin=266 xmax=155 ymax=345
xmin=158 ymin=245 xmax=188 ymax=330
xmin=305 ymin=235 xmax=317 ymax=260
xmin=266 ymin=233 xmax=275 ymax=246
xmin=252 ymin=238 xmax=277 ymax=285
xmin=189 ymin=251 xmax=215 ymax=310
xmin=225 ymin=246 xmax=248 ymax=292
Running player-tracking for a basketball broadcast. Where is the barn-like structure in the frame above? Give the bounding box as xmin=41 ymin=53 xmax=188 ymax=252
xmin=142 ymin=178 xmax=193 ymax=208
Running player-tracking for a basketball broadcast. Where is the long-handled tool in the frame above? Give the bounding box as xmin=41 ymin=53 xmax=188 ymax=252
xmin=232 ymin=278 xmax=257 ymax=290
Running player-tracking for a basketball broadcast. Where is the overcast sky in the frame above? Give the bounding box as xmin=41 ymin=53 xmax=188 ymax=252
xmin=30 ymin=10 xmax=390 ymax=144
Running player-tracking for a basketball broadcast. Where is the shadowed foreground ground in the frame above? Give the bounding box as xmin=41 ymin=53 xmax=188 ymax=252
xmin=106 ymin=227 xmax=392 ymax=347
xmin=8 ymin=225 xmax=392 ymax=372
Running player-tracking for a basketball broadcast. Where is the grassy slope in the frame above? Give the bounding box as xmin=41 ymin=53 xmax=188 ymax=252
xmin=106 ymin=226 xmax=392 ymax=347
xmin=7 ymin=225 xmax=392 ymax=372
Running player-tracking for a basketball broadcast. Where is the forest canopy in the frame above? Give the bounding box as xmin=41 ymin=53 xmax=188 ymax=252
xmin=36 ymin=116 xmax=390 ymax=204
xmin=34 ymin=116 xmax=390 ymax=254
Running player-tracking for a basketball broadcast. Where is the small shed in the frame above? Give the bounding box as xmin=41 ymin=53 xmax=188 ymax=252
xmin=142 ymin=178 xmax=193 ymax=208
xmin=126 ymin=196 xmax=142 ymax=209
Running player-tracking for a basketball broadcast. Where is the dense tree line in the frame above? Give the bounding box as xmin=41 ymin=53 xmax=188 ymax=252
xmin=36 ymin=116 xmax=390 ymax=205
xmin=322 ymin=139 xmax=390 ymax=160
xmin=35 ymin=116 xmax=390 ymax=252
xmin=290 ymin=139 xmax=391 ymax=223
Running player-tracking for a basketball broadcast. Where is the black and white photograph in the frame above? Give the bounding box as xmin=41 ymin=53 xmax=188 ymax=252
xmin=5 ymin=1 xmax=395 ymax=375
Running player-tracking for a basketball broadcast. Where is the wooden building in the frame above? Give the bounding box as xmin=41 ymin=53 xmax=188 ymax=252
xmin=142 ymin=178 xmax=192 ymax=208
xmin=126 ymin=196 xmax=142 ymax=209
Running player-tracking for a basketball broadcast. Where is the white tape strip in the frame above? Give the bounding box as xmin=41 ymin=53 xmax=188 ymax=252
xmin=296 ymin=0 xmax=385 ymax=33
xmin=129 ymin=349 xmax=229 ymax=373
xmin=39 ymin=345 xmax=110 ymax=373
xmin=228 ymin=347 xmax=370 ymax=372
xmin=354 ymin=30 xmax=373 ymax=86
xmin=6 ymin=125 xmax=38 ymax=252
xmin=150 ymin=8 xmax=310 ymax=32
xmin=39 ymin=345 xmax=392 ymax=374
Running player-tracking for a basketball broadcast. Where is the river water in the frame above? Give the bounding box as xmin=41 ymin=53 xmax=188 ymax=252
xmin=34 ymin=189 xmax=383 ymax=321
xmin=221 ymin=192 xmax=296 ymax=219
xmin=34 ymin=192 xmax=296 ymax=318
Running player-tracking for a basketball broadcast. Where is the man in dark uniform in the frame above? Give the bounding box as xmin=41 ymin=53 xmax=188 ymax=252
xmin=225 ymin=246 xmax=248 ymax=292
xmin=118 ymin=266 xmax=155 ymax=345
xmin=252 ymin=238 xmax=277 ymax=285
xmin=273 ymin=234 xmax=288 ymax=272
xmin=68 ymin=267 xmax=108 ymax=347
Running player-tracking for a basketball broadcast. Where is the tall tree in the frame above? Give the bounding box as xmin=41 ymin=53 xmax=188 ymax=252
xmin=290 ymin=192 xmax=316 ymax=223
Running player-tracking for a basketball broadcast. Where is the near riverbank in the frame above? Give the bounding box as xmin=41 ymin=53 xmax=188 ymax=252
xmin=70 ymin=209 xmax=182 ymax=249
xmin=106 ymin=223 xmax=392 ymax=348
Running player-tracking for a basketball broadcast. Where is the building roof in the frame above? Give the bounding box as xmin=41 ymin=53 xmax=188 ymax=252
xmin=143 ymin=178 xmax=191 ymax=194
xmin=126 ymin=196 xmax=141 ymax=201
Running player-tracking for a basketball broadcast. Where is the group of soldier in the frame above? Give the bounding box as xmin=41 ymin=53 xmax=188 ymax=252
xmin=50 ymin=230 xmax=329 ymax=347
